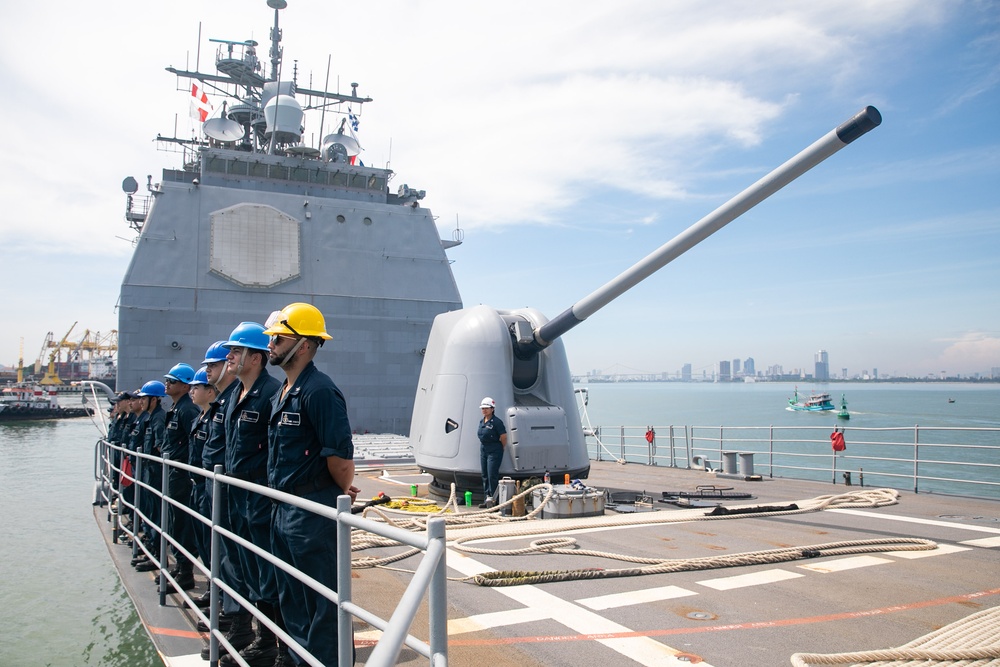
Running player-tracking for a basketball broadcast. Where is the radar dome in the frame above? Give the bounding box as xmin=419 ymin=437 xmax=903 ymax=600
xmin=263 ymin=95 xmax=303 ymax=144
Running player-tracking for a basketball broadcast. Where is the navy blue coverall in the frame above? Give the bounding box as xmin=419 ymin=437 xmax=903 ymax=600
xmin=478 ymin=413 xmax=506 ymax=499
xmin=141 ymin=404 xmax=166 ymax=555
xmin=201 ymin=381 xmax=241 ymax=614
xmin=268 ymin=361 xmax=354 ymax=666
xmin=163 ymin=393 xmax=200 ymax=568
xmin=225 ymin=370 xmax=281 ymax=605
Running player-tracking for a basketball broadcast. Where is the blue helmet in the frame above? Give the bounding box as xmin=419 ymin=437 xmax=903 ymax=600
xmin=190 ymin=366 xmax=210 ymax=386
xmin=164 ymin=362 xmax=196 ymax=384
xmin=137 ymin=380 xmax=166 ymax=397
xmin=222 ymin=322 xmax=270 ymax=352
xmin=202 ymin=340 xmax=229 ymax=364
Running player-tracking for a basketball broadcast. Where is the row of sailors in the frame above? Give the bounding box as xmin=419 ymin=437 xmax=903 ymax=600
xmin=107 ymin=303 xmax=358 ymax=667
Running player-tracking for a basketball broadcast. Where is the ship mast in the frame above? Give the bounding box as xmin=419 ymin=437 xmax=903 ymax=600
xmin=267 ymin=0 xmax=285 ymax=81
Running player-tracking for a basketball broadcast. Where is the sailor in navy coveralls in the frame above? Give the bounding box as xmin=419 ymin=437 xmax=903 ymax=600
xmin=265 ymin=302 xmax=359 ymax=667
xmin=477 ymin=396 xmax=507 ymax=507
xmin=222 ymin=322 xmax=283 ymax=666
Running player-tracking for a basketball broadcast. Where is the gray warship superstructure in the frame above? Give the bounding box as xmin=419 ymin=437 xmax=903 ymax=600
xmin=118 ymin=1 xmax=461 ymax=433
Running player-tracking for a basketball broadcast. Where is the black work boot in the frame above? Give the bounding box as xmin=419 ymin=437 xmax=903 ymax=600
xmin=273 ymin=644 xmax=295 ymax=667
xmin=220 ymin=602 xmax=277 ymax=667
xmin=197 ymin=610 xmax=233 ymax=633
xmin=223 ymin=611 xmax=255 ymax=653
xmin=158 ymin=564 xmax=195 ymax=594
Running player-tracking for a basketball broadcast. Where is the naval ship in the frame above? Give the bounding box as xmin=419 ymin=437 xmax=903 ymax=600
xmin=117 ymin=0 xmax=461 ymax=434
xmin=94 ymin=3 xmax=1000 ymax=666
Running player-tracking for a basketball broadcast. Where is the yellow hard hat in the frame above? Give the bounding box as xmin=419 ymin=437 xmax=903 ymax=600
xmin=263 ymin=302 xmax=333 ymax=340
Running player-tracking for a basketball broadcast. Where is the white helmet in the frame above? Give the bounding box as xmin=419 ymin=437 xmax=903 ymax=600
xmin=480 ymin=397 xmax=496 ymax=409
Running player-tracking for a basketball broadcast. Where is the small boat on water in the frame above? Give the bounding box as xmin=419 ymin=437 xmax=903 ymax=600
xmin=837 ymin=393 xmax=850 ymax=419
xmin=0 ymin=384 xmax=93 ymax=421
xmin=787 ymin=386 xmax=835 ymax=412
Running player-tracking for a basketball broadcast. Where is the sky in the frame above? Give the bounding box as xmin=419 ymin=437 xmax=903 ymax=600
xmin=0 ymin=0 xmax=998 ymax=379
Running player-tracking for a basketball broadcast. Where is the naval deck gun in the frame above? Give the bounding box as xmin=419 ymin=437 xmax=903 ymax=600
xmin=410 ymin=107 xmax=882 ymax=497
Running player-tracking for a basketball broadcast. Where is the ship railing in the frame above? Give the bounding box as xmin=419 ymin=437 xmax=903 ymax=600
xmin=586 ymin=424 xmax=1000 ymax=500
xmin=94 ymin=439 xmax=448 ymax=667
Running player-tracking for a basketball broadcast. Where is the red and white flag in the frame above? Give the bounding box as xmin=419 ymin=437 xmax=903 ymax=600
xmin=190 ymin=82 xmax=213 ymax=122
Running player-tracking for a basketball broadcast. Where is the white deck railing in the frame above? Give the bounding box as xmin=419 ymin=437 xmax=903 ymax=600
xmin=587 ymin=424 xmax=1000 ymax=499
xmin=93 ymin=439 xmax=447 ymax=667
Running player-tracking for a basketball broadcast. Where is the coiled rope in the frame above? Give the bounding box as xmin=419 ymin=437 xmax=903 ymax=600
xmin=350 ymin=486 xmax=925 ymax=581
xmin=790 ymin=604 xmax=1000 ymax=666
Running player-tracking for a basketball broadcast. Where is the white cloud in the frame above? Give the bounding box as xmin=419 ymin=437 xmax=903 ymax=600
xmin=935 ymin=333 xmax=1000 ymax=375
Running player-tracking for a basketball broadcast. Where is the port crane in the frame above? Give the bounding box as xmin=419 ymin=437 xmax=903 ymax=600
xmin=39 ymin=322 xmax=77 ymax=385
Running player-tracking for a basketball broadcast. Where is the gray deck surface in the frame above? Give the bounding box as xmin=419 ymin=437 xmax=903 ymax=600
xmin=96 ymin=460 xmax=1000 ymax=666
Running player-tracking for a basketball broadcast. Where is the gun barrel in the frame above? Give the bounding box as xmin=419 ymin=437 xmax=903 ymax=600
xmin=529 ymin=105 xmax=881 ymax=351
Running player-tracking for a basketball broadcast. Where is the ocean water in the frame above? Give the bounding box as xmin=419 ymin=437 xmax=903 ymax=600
xmin=0 ymin=383 xmax=996 ymax=665
xmin=0 ymin=418 xmax=159 ymax=667
xmin=575 ymin=380 xmax=1000 ymax=430
xmin=576 ymin=381 xmax=1000 ymax=497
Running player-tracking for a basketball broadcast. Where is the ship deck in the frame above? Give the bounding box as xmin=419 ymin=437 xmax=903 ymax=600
xmin=94 ymin=460 xmax=1000 ymax=666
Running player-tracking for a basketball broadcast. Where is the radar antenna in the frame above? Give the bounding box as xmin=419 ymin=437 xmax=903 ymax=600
xmin=267 ymin=0 xmax=286 ymax=81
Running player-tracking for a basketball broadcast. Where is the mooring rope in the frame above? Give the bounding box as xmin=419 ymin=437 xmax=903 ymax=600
xmin=790 ymin=604 xmax=1000 ymax=666
xmin=349 ymin=486 xmax=919 ymax=576
xmin=467 ymin=537 xmax=936 ymax=586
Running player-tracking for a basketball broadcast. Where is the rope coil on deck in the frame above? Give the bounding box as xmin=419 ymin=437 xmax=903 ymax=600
xmin=790 ymin=604 xmax=1000 ymax=666
xmin=348 ymin=486 xmax=922 ymax=578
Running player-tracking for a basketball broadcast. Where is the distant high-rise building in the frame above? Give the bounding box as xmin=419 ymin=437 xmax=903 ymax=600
xmin=873 ymin=368 xmax=878 ymax=380
xmin=815 ymin=349 xmax=830 ymax=381
xmin=744 ymin=357 xmax=755 ymax=377
xmin=842 ymin=367 xmax=848 ymax=380
xmin=718 ymin=360 xmax=731 ymax=382
xmin=732 ymin=358 xmax=741 ymax=376
xmin=681 ymin=363 xmax=692 ymax=381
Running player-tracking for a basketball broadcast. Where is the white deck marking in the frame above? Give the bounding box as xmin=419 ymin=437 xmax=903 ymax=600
xmin=829 ymin=509 xmax=1000 ymax=534
xmin=448 ymin=607 xmax=554 ymax=635
xmin=961 ymin=536 xmax=1000 ymax=548
xmin=797 ymin=555 xmax=893 ymax=573
xmin=887 ymin=543 xmax=971 ymax=559
xmin=164 ymin=655 xmax=206 ymax=667
xmin=697 ymin=568 xmax=804 ymax=590
xmin=577 ymin=585 xmax=698 ymax=610
xmin=446 ymin=550 xmax=717 ymax=667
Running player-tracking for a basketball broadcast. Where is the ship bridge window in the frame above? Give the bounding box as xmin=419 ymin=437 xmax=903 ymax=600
xmin=309 ymin=169 xmax=326 ymax=185
xmin=368 ymin=175 xmax=386 ymax=191
xmin=290 ymin=167 xmax=310 ymax=183
xmin=227 ymin=159 xmax=249 ymax=176
xmin=206 ymin=156 xmax=228 ymax=174
xmin=250 ymin=162 xmax=269 ymax=178
xmin=331 ymin=172 xmax=348 ymax=187
xmin=350 ymin=174 xmax=368 ymax=189
xmin=269 ymin=165 xmax=289 ymax=180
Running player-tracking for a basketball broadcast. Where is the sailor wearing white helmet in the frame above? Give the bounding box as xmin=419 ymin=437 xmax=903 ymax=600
xmin=477 ymin=396 xmax=507 ymax=508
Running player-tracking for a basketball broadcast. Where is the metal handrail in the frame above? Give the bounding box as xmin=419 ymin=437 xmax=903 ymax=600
xmin=94 ymin=439 xmax=448 ymax=667
xmin=587 ymin=424 xmax=1000 ymax=498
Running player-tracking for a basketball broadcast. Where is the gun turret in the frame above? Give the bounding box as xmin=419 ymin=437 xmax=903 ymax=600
xmin=411 ymin=107 xmax=882 ymax=498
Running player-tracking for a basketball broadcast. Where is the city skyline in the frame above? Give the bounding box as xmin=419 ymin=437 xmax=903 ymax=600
xmin=577 ymin=348 xmax=999 ymax=382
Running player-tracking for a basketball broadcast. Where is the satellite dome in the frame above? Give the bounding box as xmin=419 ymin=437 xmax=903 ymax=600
xmin=263 ymin=94 xmax=303 ymax=144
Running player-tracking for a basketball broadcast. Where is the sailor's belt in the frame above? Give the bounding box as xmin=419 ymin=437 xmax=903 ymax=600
xmin=227 ymin=466 xmax=267 ymax=482
xmin=277 ymin=472 xmax=336 ymax=497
